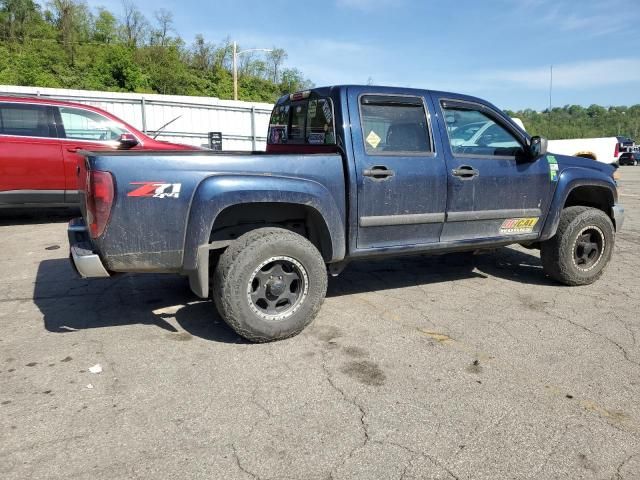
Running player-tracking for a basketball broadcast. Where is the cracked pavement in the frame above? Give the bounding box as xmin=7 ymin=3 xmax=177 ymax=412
xmin=1 ymin=167 xmax=640 ymax=479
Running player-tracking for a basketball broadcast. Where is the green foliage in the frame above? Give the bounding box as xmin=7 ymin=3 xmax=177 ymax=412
xmin=506 ymin=104 xmax=640 ymax=141
xmin=0 ymin=0 xmax=313 ymax=102
xmin=92 ymin=8 xmax=116 ymax=44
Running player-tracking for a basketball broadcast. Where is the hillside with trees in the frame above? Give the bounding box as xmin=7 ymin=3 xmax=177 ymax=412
xmin=506 ymin=105 xmax=640 ymax=141
xmin=1 ymin=1 xmax=639 ymax=140
xmin=0 ymin=0 xmax=312 ymax=102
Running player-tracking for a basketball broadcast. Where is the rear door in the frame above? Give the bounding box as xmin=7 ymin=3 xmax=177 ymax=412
xmin=348 ymin=88 xmax=447 ymax=249
xmin=433 ymin=95 xmax=552 ymax=242
xmin=0 ymin=102 xmax=65 ymax=205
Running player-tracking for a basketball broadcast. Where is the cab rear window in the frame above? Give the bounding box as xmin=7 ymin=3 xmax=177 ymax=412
xmin=268 ymin=94 xmax=336 ymax=146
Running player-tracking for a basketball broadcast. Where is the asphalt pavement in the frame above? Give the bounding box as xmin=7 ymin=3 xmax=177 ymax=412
xmin=1 ymin=167 xmax=640 ymax=479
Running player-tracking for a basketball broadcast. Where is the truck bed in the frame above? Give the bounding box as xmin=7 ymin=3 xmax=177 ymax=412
xmin=82 ymin=150 xmax=346 ymax=273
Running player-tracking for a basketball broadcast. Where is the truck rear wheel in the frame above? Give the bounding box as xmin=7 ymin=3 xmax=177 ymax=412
xmin=212 ymin=228 xmax=328 ymax=342
xmin=540 ymin=206 xmax=614 ymax=286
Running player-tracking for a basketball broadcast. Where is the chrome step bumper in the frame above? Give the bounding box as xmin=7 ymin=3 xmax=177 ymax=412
xmin=68 ymin=218 xmax=110 ymax=278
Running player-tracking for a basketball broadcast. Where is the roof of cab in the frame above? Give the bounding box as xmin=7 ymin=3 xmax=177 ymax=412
xmin=277 ymin=84 xmax=493 ymax=109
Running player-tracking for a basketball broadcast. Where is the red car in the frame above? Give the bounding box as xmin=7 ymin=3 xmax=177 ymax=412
xmin=0 ymin=96 xmax=199 ymax=208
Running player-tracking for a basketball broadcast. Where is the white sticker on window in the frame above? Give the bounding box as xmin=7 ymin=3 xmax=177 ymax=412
xmin=308 ymin=100 xmax=317 ymax=119
xmin=366 ymin=130 xmax=381 ymax=149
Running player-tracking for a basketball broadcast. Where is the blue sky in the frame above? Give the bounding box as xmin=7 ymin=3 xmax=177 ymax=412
xmin=91 ymin=0 xmax=639 ymax=110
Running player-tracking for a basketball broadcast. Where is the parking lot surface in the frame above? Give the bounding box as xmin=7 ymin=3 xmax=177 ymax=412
xmin=2 ymin=168 xmax=640 ymax=480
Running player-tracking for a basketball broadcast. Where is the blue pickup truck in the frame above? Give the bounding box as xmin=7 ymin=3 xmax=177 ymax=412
xmin=68 ymin=85 xmax=624 ymax=342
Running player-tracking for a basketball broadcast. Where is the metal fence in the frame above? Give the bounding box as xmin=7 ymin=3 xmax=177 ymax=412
xmin=0 ymin=85 xmax=275 ymax=150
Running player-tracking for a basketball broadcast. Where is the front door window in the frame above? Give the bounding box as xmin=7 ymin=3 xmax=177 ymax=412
xmin=58 ymin=107 xmax=127 ymax=142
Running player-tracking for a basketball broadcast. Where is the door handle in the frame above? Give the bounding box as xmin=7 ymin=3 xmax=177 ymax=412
xmin=66 ymin=147 xmax=80 ymax=153
xmin=452 ymin=165 xmax=479 ymax=179
xmin=363 ymin=166 xmax=395 ymax=180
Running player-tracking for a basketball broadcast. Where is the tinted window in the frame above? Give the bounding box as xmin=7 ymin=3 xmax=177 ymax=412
xmin=360 ymin=96 xmax=431 ymax=154
xmin=268 ymin=94 xmax=336 ymax=145
xmin=443 ymin=105 xmax=523 ymax=157
xmin=0 ymin=103 xmax=56 ymax=138
xmin=59 ymin=107 xmax=127 ymax=141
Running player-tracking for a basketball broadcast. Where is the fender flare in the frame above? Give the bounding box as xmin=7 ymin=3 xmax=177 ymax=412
xmin=539 ymin=167 xmax=618 ymax=241
xmin=181 ymin=174 xmax=346 ymax=296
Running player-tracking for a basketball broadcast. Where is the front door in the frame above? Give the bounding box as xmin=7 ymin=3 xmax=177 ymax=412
xmin=348 ymin=88 xmax=447 ymax=249
xmin=433 ymin=96 xmax=553 ymax=242
xmin=54 ymin=105 xmax=133 ymax=203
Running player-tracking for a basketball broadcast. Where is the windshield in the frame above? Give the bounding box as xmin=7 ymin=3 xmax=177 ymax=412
xmin=268 ymin=94 xmax=336 ymax=146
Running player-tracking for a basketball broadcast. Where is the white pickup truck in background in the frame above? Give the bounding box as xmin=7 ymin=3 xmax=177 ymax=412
xmin=511 ymin=118 xmax=633 ymax=165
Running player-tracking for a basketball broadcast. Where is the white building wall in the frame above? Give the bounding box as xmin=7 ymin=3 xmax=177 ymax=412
xmin=0 ymin=85 xmax=274 ymax=151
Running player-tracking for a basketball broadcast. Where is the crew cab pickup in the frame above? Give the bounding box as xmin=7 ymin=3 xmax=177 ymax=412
xmin=68 ymin=86 xmax=624 ymax=342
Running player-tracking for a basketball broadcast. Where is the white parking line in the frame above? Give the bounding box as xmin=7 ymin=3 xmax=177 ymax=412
xmin=621 ymin=193 xmax=640 ymax=198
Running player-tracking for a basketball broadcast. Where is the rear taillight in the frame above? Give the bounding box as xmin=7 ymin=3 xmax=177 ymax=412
xmin=614 ymin=142 xmax=620 ymax=158
xmin=86 ymin=170 xmax=114 ymax=238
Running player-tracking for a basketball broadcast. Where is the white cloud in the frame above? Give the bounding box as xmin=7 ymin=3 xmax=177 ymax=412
xmin=476 ymin=58 xmax=640 ymax=90
xmin=514 ymin=0 xmax=640 ymax=37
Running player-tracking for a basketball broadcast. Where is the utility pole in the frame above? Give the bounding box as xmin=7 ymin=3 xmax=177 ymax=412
xmin=232 ymin=41 xmax=238 ymax=101
xmin=232 ymin=41 xmax=273 ymax=101
xmin=548 ymin=65 xmax=553 ymax=138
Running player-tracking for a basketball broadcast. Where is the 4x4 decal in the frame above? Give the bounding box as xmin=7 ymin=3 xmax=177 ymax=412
xmin=128 ymin=182 xmax=181 ymax=199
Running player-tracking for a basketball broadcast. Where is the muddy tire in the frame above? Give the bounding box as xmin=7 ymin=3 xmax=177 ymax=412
xmin=212 ymin=228 xmax=327 ymax=342
xmin=540 ymin=206 xmax=614 ymax=286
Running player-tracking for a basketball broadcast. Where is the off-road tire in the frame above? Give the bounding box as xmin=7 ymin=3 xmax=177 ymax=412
xmin=213 ymin=228 xmax=327 ymax=342
xmin=540 ymin=206 xmax=614 ymax=286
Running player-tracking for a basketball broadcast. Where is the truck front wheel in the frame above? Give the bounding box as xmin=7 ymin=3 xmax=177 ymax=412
xmin=540 ymin=206 xmax=614 ymax=286
xmin=212 ymin=228 xmax=328 ymax=342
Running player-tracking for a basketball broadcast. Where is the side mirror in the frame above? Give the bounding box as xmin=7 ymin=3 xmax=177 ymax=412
xmin=528 ymin=136 xmax=548 ymax=159
xmin=118 ymin=133 xmax=139 ymax=149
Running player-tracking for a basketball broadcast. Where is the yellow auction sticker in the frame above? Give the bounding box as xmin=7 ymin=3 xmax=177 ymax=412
xmin=500 ymin=217 xmax=539 ymax=234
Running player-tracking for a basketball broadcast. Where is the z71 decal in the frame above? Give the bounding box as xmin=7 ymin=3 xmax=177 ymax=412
xmin=128 ymin=182 xmax=181 ymax=199
xmin=500 ymin=217 xmax=539 ymax=234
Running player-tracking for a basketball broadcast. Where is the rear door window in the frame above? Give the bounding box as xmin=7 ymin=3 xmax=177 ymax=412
xmin=359 ymin=95 xmax=432 ymax=155
xmin=0 ymin=103 xmax=56 ymax=138
xmin=268 ymin=93 xmax=336 ymax=145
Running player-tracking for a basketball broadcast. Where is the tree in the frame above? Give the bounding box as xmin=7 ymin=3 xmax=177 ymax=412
xmin=279 ymin=68 xmax=313 ymax=95
xmin=190 ymin=33 xmax=214 ymax=70
xmin=0 ymin=1 xmax=317 ymax=102
xmin=150 ymin=8 xmax=172 ymax=47
xmin=213 ymin=36 xmax=232 ymax=70
xmin=48 ymin=0 xmax=91 ymax=63
xmin=88 ymin=44 xmax=148 ymax=91
xmin=267 ymin=47 xmax=286 ymax=83
xmin=587 ymin=104 xmax=606 ymax=118
xmin=120 ymin=0 xmax=147 ymax=48
xmin=93 ymin=7 xmax=116 ymax=43
xmin=0 ymin=0 xmax=40 ymax=41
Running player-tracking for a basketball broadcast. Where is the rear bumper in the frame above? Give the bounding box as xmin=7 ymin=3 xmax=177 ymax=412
xmin=68 ymin=218 xmax=110 ymax=278
xmin=612 ymin=204 xmax=624 ymax=231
